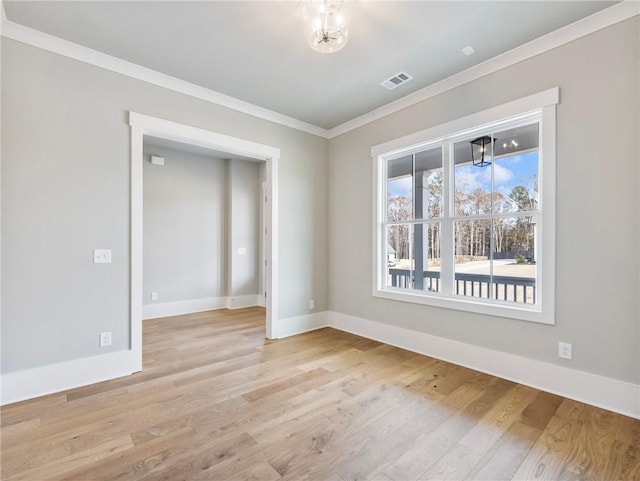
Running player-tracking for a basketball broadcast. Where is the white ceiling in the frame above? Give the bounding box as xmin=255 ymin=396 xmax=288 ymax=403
xmin=3 ymin=1 xmax=617 ymax=130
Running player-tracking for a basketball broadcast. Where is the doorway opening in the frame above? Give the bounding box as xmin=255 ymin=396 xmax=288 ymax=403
xmin=129 ymin=112 xmax=279 ymax=372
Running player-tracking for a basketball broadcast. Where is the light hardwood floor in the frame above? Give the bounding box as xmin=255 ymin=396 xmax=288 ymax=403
xmin=2 ymin=307 xmax=638 ymax=481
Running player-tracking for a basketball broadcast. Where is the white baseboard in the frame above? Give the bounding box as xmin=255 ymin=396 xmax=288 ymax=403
xmin=228 ymin=294 xmax=261 ymax=310
xmin=9 ymin=310 xmax=633 ymax=418
xmin=328 ymin=311 xmax=640 ymax=419
xmin=143 ymin=295 xmax=262 ymax=319
xmin=143 ymin=297 xmax=226 ymax=319
xmin=1 ymin=350 xmax=134 ymax=406
xmin=276 ymin=311 xmax=329 ymax=339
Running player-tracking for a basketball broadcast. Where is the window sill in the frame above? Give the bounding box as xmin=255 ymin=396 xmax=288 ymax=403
xmin=374 ymin=288 xmax=554 ymax=325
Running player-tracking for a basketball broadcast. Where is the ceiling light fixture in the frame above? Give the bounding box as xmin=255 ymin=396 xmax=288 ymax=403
xmin=303 ymin=0 xmax=349 ymax=54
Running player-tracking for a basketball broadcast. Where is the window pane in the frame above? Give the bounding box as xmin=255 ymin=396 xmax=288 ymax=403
xmin=453 ymin=217 xmax=537 ymax=304
xmin=425 ymin=170 xmax=443 ymax=219
xmin=493 ymin=159 xmax=539 ymax=213
xmin=387 ymin=155 xmax=413 ymax=221
xmin=454 ymin=219 xmax=492 ymax=299
xmin=454 ymin=123 xmax=539 ymax=216
xmin=454 ymin=139 xmax=492 ymax=217
xmin=494 ymin=123 xmax=539 ymax=157
xmin=386 ymin=224 xmax=413 ymax=289
xmin=415 ymin=147 xmax=443 ymax=220
xmin=493 ymin=217 xmax=536 ymax=304
xmin=493 ymin=123 xmax=539 ymax=213
xmin=415 ymin=222 xmax=441 ymax=292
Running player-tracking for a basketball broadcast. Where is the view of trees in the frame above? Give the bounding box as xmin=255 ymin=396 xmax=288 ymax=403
xmin=383 ymin=123 xmax=541 ymax=305
xmin=387 ymin=168 xmax=537 ymax=266
xmin=387 ymin=171 xmax=442 ymax=265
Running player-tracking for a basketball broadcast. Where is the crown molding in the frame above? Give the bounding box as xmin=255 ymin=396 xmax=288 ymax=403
xmin=327 ymin=0 xmax=640 ymax=138
xmin=1 ymin=1 xmax=637 ymax=140
xmin=0 ymin=16 xmax=330 ymax=139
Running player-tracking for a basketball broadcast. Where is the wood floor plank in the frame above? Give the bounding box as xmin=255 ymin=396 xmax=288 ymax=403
xmin=556 ymin=405 xmax=620 ymax=480
xmin=604 ymin=440 xmax=640 ymax=481
xmin=367 ymin=473 xmax=394 ymax=481
xmin=192 ymin=363 xmax=368 ymax=443
xmin=2 ymin=393 xmax=246 ymax=475
xmin=464 ymin=421 xmax=542 ymax=481
xmin=131 ymin=431 xmax=258 ymax=481
xmin=0 ymin=394 xmax=66 ymax=428
xmin=241 ymin=367 xmax=329 ymax=402
xmin=224 ymin=460 xmax=282 ymax=481
xmin=57 ymin=427 xmax=200 ymax=481
xmin=246 ymin=387 xmax=352 ymax=444
xmin=1 ymin=307 xmax=636 ymax=481
xmin=418 ymin=444 xmax=482 ymax=480
xmin=511 ymin=399 xmax=587 ymax=480
xmin=615 ymin=416 xmax=640 ymax=446
xmin=383 ymin=377 xmax=512 ymax=480
xmin=458 ymin=383 xmax=539 ymax=456
xmin=306 ymin=389 xmax=438 ymax=480
xmin=7 ymin=435 xmax=134 ymax=481
xmin=519 ymin=390 xmax=564 ymax=430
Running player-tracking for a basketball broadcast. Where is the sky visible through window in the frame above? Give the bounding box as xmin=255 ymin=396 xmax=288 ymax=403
xmin=388 ymin=151 xmax=538 ymax=199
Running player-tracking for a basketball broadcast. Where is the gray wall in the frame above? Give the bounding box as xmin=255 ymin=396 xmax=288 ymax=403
xmin=143 ymin=146 xmax=228 ymax=304
xmin=228 ymin=159 xmax=260 ymax=297
xmin=1 ymin=38 xmax=328 ymax=373
xmin=328 ymin=18 xmax=640 ymax=383
xmin=143 ymin=145 xmax=261 ymax=304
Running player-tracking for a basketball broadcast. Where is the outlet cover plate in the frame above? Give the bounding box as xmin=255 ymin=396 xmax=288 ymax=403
xmin=558 ymin=341 xmax=572 ymax=360
xmin=100 ymin=331 xmax=112 ymax=347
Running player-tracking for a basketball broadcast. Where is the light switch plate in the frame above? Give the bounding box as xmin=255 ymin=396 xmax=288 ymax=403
xmin=238 ymin=247 xmax=247 ymax=255
xmin=94 ymin=249 xmax=112 ymax=264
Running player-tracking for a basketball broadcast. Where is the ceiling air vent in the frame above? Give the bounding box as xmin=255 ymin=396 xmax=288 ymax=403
xmin=381 ymin=71 xmax=413 ymax=90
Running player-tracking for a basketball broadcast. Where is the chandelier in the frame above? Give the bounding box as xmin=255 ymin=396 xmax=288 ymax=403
xmin=303 ymin=0 xmax=349 ymax=54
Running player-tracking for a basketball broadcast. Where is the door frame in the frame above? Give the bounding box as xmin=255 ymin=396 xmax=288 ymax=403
xmin=259 ymin=181 xmax=267 ymax=308
xmin=129 ymin=112 xmax=279 ymax=372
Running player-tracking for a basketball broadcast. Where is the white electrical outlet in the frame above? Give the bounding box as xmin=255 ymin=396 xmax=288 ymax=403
xmin=100 ymin=331 xmax=112 ymax=347
xmin=558 ymin=342 xmax=572 ymax=360
xmin=151 ymin=291 xmax=159 ymax=301
xmin=309 ymin=299 xmax=315 ymax=310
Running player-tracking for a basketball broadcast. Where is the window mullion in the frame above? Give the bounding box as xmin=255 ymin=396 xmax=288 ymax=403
xmin=378 ymin=154 xmax=387 ymax=292
xmin=440 ymin=141 xmax=454 ymax=296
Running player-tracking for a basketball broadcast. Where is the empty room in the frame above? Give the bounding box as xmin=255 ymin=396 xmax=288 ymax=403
xmin=1 ymin=1 xmax=639 ymax=480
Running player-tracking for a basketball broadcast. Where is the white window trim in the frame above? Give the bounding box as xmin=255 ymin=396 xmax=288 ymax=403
xmin=372 ymin=88 xmax=558 ymax=324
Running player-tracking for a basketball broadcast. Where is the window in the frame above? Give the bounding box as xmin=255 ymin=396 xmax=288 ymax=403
xmin=373 ymin=89 xmax=557 ymax=324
